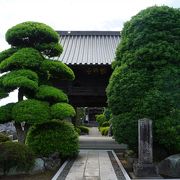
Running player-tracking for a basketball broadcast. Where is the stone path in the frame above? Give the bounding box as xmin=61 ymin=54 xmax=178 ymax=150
xmin=64 ymin=150 xmax=120 ymax=180
xmin=88 ymin=127 xmax=102 ymax=137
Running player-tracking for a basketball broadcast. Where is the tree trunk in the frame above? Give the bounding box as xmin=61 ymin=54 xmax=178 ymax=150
xmin=14 ymin=88 xmax=27 ymax=143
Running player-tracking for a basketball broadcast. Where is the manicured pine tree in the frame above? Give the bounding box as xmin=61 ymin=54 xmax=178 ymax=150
xmin=0 ymin=22 xmax=76 ymax=143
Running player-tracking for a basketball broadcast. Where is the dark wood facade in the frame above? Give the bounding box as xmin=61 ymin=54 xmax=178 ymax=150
xmin=53 ymin=65 xmax=112 ymax=107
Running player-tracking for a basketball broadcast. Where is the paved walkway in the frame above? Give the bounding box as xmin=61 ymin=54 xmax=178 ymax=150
xmin=64 ymin=150 xmax=121 ymax=180
xmin=80 ymin=127 xmax=127 ymax=150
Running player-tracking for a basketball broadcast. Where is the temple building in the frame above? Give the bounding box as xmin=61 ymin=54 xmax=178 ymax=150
xmin=53 ymin=31 xmax=120 ymax=124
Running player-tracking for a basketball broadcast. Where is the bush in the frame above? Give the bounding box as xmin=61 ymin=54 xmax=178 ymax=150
xmin=51 ymin=103 xmax=76 ymax=120
xmin=77 ymin=126 xmax=89 ymax=134
xmin=0 ymin=133 xmax=10 ymax=143
xmin=95 ymin=114 xmax=107 ymax=127
xmin=101 ymin=121 xmax=110 ymax=127
xmin=74 ymin=126 xmax=81 ymax=135
xmin=26 ymin=120 xmax=79 ymax=158
xmin=12 ymin=99 xmax=50 ymax=124
xmin=0 ymin=141 xmax=35 ymax=174
xmin=1 ymin=69 xmax=38 ymax=92
xmin=0 ymin=103 xmax=15 ymax=123
xmin=107 ymin=6 xmax=180 ymax=154
xmin=6 ymin=21 xmax=59 ymax=47
xmin=35 ymin=85 xmax=68 ymax=104
xmin=0 ymin=48 xmax=18 ymax=63
xmin=100 ymin=127 xmax=110 ymax=136
xmin=0 ymin=48 xmax=44 ymax=73
xmin=41 ymin=59 xmax=75 ymax=80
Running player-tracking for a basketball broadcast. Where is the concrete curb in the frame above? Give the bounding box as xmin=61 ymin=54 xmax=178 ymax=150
xmin=51 ymin=160 xmax=68 ymax=180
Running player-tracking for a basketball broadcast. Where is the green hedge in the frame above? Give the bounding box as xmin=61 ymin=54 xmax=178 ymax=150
xmin=101 ymin=121 xmax=110 ymax=127
xmin=0 ymin=103 xmax=15 ymax=123
xmin=0 ymin=48 xmax=44 ymax=72
xmin=77 ymin=126 xmax=89 ymax=134
xmin=100 ymin=127 xmax=110 ymax=136
xmin=0 ymin=141 xmax=35 ymax=174
xmin=51 ymin=103 xmax=76 ymax=120
xmin=12 ymin=99 xmax=50 ymax=124
xmin=41 ymin=59 xmax=75 ymax=80
xmin=6 ymin=21 xmax=59 ymax=47
xmin=26 ymin=120 xmax=79 ymax=157
xmin=35 ymin=85 xmax=68 ymax=104
xmin=95 ymin=114 xmax=107 ymax=127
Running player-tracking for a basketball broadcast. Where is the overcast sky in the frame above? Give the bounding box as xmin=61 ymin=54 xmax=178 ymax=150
xmin=0 ymin=0 xmax=179 ymax=105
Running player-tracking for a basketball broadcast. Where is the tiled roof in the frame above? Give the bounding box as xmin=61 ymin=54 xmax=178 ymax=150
xmin=57 ymin=31 xmax=120 ymax=65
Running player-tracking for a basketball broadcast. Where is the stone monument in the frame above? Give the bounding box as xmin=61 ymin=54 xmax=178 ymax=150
xmin=133 ymin=118 xmax=158 ymax=177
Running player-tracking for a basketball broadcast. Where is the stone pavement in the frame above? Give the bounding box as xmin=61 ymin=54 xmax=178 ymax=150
xmin=64 ymin=150 xmax=122 ymax=180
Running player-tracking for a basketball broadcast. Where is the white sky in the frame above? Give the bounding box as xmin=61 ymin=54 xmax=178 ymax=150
xmin=0 ymin=0 xmax=179 ymax=105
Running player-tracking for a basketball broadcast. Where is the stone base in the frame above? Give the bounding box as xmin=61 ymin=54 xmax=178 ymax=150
xmin=133 ymin=162 xmax=159 ymax=177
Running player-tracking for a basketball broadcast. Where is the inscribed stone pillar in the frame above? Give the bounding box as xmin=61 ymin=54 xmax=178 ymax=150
xmin=133 ymin=118 xmax=159 ymax=177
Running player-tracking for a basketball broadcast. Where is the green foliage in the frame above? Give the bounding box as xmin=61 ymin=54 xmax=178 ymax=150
xmin=77 ymin=125 xmax=89 ymax=134
xmin=26 ymin=120 xmax=79 ymax=157
xmin=35 ymin=42 xmax=63 ymax=57
xmin=41 ymin=59 xmax=75 ymax=80
xmin=6 ymin=21 xmax=59 ymax=47
xmin=0 ymin=103 xmax=15 ymax=123
xmin=101 ymin=121 xmax=110 ymax=127
xmin=103 ymin=108 xmax=111 ymax=121
xmin=100 ymin=127 xmax=110 ymax=136
xmin=0 ymin=48 xmax=44 ymax=73
xmin=96 ymin=114 xmax=107 ymax=127
xmin=107 ymin=6 xmax=180 ymax=154
xmin=35 ymin=85 xmax=68 ymax=104
xmin=12 ymin=99 xmax=50 ymax=124
xmin=0 ymin=48 xmax=18 ymax=63
xmin=74 ymin=126 xmax=81 ymax=135
xmin=51 ymin=103 xmax=76 ymax=120
xmin=0 ymin=133 xmax=10 ymax=143
xmin=0 ymin=88 xmax=8 ymax=99
xmin=1 ymin=70 xmax=38 ymax=92
xmin=0 ymin=141 xmax=35 ymax=174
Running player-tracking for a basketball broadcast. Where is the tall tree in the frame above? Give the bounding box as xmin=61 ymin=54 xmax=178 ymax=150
xmin=0 ymin=22 xmax=75 ymax=143
xmin=107 ymin=6 xmax=180 ymax=154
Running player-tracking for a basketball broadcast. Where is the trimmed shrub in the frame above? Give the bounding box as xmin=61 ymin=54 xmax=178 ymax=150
xmin=0 ymin=48 xmax=18 ymax=63
xmin=51 ymin=103 xmax=76 ymax=120
xmin=2 ymin=69 xmax=38 ymax=92
xmin=0 ymin=133 xmax=10 ymax=143
xmin=26 ymin=120 xmax=79 ymax=158
xmin=101 ymin=121 xmax=110 ymax=127
xmin=0 ymin=103 xmax=15 ymax=123
xmin=100 ymin=127 xmax=110 ymax=136
xmin=0 ymin=141 xmax=35 ymax=174
xmin=35 ymin=42 xmax=63 ymax=57
xmin=41 ymin=59 xmax=75 ymax=80
xmin=96 ymin=114 xmax=107 ymax=127
xmin=77 ymin=126 xmax=89 ymax=134
xmin=6 ymin=21 xmax=59 ymax=47
xmin=12 ymin=99 xmax=50 ymax=124
xmin=74 ymin=126 xmax=81 ymax=135
xmin=107 ymin=6 xmax=180 ymax=154
xmin=0 ymin=88 xmax=8 ymax=99
xmin=35 ymin=85 xmax=68 ymax=104
xmin=0 ymin=48 xmax=44 ymax=72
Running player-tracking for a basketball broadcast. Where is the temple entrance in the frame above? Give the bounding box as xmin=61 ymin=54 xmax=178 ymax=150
xmin=53 ymin=31 xmax=120 ymax=125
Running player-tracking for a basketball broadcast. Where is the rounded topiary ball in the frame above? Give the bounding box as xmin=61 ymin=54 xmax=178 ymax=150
xmin=26 ymin=120 xmax=79 ymax=158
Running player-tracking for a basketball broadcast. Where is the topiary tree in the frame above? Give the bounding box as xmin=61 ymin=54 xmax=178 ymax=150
xmin=0 ymin=21 xmax=76 ymax=143
xmin=107 ymin=6 xmax=180 ymax=155
xmin=26 ymin=120 xmax=79 ymax=158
